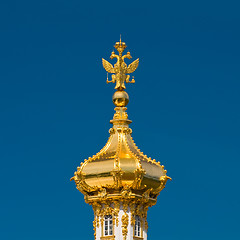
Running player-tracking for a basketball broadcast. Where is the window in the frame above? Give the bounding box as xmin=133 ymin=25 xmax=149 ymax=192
xmin=104 ymin=215 xmax=113 ymax=236
xmin=134 ymin=215 xmax=141 ymax=237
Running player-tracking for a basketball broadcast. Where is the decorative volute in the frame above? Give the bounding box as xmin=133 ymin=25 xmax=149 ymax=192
xmin=71 ymin=38 xmax=171 ymax=240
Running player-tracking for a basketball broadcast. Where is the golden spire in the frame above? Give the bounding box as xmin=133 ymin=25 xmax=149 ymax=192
xmin=71 ymin=39 xmax=171 ymax=202
xmin=102 ymin=38 xmax=139 ymax=90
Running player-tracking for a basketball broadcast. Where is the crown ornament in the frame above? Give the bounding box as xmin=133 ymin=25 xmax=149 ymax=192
xmin=102 ymin=38 xmax=139 ymax=90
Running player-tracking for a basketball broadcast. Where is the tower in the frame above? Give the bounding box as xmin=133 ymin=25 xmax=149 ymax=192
xmin=71 ymin=39 xmax=171 ymax=240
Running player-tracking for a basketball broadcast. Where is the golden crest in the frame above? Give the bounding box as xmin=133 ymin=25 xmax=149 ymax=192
xmin=102 ymin=38 xmax=139 ymax=90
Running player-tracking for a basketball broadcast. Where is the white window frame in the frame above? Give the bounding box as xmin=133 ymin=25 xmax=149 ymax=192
xmin=104 ymin=215 xmax=113 ymax=236
xmin=134 ymin=215 xmax=141 ymax=237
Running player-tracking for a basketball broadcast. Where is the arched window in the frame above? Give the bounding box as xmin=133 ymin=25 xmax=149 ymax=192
xmin=134 ymin=215 xmax=141 ymax=237
xmin=104 ymin=215 xmax=113 ymax=236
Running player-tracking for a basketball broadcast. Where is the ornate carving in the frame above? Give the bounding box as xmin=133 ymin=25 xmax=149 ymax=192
xmin=111 ymin=167 xmax=123 ymax=189
xmin=102 ymin=38 xmax=139 ymax=90
xmin=92 ymin=202 xmax=102 ymax=229
xmin=123 ymin=201 xmax=129 ymax=213
xmin=132 ymin=168 xmax=146 ymax=189
xmin=121 ymin=213 xmax=129 ymax=240
xmin=152 ymin=175 xmax=172 ymax=195
xmin=113 ymin=107 xmax=129 ymax=120
xmin=130 ymin=202 xmax=136 ymax=226
xmin=71 ymin=169 xmax=98 ymax=194
xmin=135 ymin=204 xmax=142 ymax=217
xmin=121 ymin=186 xmax=132 ymax=199
xmin=100 ymin=214 xmax=104 ymax=228
xmin=143 ymin=205 xmax=149 ymax=230
xmin=109 ymin=128 xmax=115 ymax=134
xmin=98 ymin=188 xmax=108 ymax=200
xmin=142 ymin=188 xmax=152 ymax=203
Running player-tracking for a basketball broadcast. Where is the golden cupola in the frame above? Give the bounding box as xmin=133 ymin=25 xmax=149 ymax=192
xmin=71 ymin=39 xmax=171 ymax=240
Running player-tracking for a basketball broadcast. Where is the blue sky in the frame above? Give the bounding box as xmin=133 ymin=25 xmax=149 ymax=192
xmin=0 ymin=1 xmax=239 ymax=240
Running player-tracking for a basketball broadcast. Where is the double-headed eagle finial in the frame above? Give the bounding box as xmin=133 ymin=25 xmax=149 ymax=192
xmin=102 ymin=38 xmax=139 ymax=91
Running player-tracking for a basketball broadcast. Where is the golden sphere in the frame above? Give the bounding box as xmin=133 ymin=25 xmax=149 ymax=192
xmin=112 ymin=91 xmax=129 ymax=107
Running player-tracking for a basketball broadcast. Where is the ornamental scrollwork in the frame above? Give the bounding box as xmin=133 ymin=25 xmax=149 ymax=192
xmin=121 ymin=186 xmax=132 ymax=199
xmin=121 ymin=213 xmax=129 ymax=240
xmin=111 ymin=167 xmax=123 ymax=189
xmin=113 ymin=201 xmax=120 ymax=227
xmin=132 ymin=168 xmax=146 ymax=190
xmin=142 ymin=188 xmax=152 ymax=203
xmin=130 ymin=202 xmax=136 ymax=226
xmin=151 ymin=175 xmax=172 ymax=195
xmin=98 ymin=188 xmax=108 ymax=200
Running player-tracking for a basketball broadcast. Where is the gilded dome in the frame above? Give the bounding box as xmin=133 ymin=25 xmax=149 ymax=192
xmin=71 ymin=106 xmax=171 ymax=204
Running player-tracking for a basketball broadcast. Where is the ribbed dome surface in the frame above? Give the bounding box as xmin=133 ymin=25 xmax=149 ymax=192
xmin=72 ymin=107 xmax=170 ymax=202
xmin=82 ymin=126 xmax=166 ymax=191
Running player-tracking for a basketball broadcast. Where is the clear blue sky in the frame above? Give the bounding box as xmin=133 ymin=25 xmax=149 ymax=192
xmin=0 ymin=1 xmax=239 ymax=240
